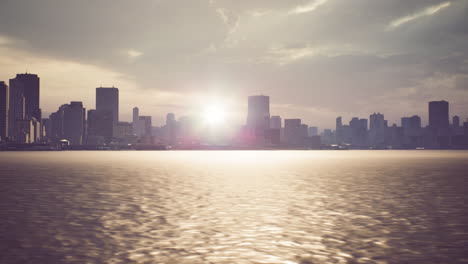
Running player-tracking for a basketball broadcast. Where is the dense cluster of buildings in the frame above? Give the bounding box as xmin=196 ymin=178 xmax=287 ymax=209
xmin=1 ymin=73 xmax=468 ymax=150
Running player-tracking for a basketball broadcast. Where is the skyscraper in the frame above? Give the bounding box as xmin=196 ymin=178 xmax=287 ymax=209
xmin=132 ymin=107 xmax=140 ymax=135
xmin=8 ymin=73 xmax=41 ymax=138
xmin=429 ymin=101 xmax=449 ymax=129
xmin=0 ymin=81 xmax=8 ymax=140
xmin=247 ymin=95 xmax=270 ymax=129
xmin=369 ymin=113 xmax=386 ymax=147
xmin=96 ymin=87 xmax=119 ymax=125
xmin=270 ymin=116 xmax=282 ymax=129
xmin=284 ymin=118 xmax=302 ymax=147
xmin=308 ymin=126 xmax=318 ymax=136
xmin=63 ymin=102 xmax=86 ymax=145
xmin=453 ymin=115 xmax=460 ymax=128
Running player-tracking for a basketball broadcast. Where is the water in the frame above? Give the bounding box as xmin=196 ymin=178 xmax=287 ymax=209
xmin=1 ymin=151 xmax=468 ymax=264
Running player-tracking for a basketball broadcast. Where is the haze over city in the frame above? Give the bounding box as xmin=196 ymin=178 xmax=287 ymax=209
xmin=1 ymin=0 xmax=468 ymax=128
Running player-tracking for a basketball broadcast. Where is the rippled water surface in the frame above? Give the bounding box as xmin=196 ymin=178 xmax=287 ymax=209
xmin=1 ymin=151 xmax=468 ymax=264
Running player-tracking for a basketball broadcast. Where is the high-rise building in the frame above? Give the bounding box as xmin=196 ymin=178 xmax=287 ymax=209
xmin=401 ymin=115 xmax=421 ymax=130
xmin=132 ymin=107 xmax=140 ymax=135
xmin=453 ymin=115 xmax=460 ymax=128
xmin=369 ymin=113 xmax=386 ymax=147
xmin=63 ymin=102 xmax=86 ymax=145
xmin=164 ymin=113 xmax=177 ymax=145
xmin=429 ymin=101 xmax=449 ymax=129
xmin=49 ymin=104 xmax=68 ymax=141
xmin=247 ymin=95 xmax=270 ymax=129
xmin=139 ymin=116 xmax=152 ymax=144
xmin=87 ymin=109 xmax=113 ymax=143
xmin=335 ymin=116 xmax=343 ymax=144
xmin=270 ymin=116 xmax=282 ymax=129
xmin=308 ymin=126 xmax=318 ymax=136
xmin=0 ymin=81 xmax=8 ymax=140
xmin=166 ymin=113 xmax=176 ymax=126
xmin=96 ymin=87 xmax=119 ymax=124
xmin=284 ymin=118 xmax=302 ymax=147
xmin=349 ymin=117 xmax=368 ymax=146
xmin=8 ymin=73 xmax=41 ymax=139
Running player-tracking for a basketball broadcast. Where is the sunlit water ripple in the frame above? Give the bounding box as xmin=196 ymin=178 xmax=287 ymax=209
xmin=1 ymin=151 xmax=468 ymax=264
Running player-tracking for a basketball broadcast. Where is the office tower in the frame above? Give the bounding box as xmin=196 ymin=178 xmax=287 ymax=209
xmin=336 ymin=117 xmax=342 ymax=130
xmin=247 ymin=95 xmax=270 ymax=129
xmin=284 ymin=119 xmax=302 ymax=147
xmin=139 ymin=116 xmax=152 ymax=144
xmin=132 ymin=107 xmax=140 ymax=135
xmin=0 ymin=81 xmax=8 ymax=140
xmin=369 ymin=113 xmax=386 ymax=147
xmin=96 ymin=87 xmax=119 ymax=124
xmin=270 ymin=116 xmax=282 ymax=129
xmin=453 ymin=115 xmax=460 ymax=128
xmin=41 ymin=118 xmax=50 ymax=141
xmin=114 ymin=122 xmax=133 ymax=139
xmin=164 ymin=113 xmax=177 ymax=145
xmin=49 ymin=104 xmax=68 ymax=140
xmin=308 ymin=126 xmax=318 ymax=136
xmin=63 ymin=102 xmax=86 ymax=145
xmin=401 ymin=115 xmax=421 ymax=130
xmin=335 ymin=116 xmax=343 ymax=144
xmin=166 ymin=113 xmax=176 ymax=125
xmin=87 ymin=109 xmax=113 ymax=144
xmin=428 ymin=101 xmax=449 ymax=129
xmin=8 ymin=73 xmax=41 ymax=138
xmin=349 ymin=117 xmax=367 ymax=146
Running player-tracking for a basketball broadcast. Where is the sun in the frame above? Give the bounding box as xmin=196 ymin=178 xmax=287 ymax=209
xmin=202 ymin=104 xmax=226 ymax=126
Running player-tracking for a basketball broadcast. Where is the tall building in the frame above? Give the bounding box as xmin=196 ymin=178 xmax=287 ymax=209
xmin=453 ymin=115 xmax=460 ymax=128
xmin=0 ymin=81 xmax=8 ymax=140
xmin=284 ymin=119 xmax=302 ymax=147
xmin=87 ymin=109 xmax=113 ymax=144
xmin=246 ymin=95 xmax=270 ymax=129
xmin=270 ymin=116 xmax=282 ymax=129
xmin=428 ymin=101 xmax=449 ymax=129
xmin=139 ymin=116 xmax=152 ymax=144
xmin=369 ymin=113 xmax=386 ymax=147
xmin=132 ymin=107 xmax=140 ymax=135
xmin=308 ymin=126 xmax=318 ymax=136
xmin=63 ymin=102 xmax=86 ymax=145
xmin=164 ymin=113 xmax=177 ymax=145
xmin=49 ymin=104 xmax=68 ymax=141
xmin=401 ymin=115 xmax=421 ymax=130
xmin=335 ymin=116 xmax=343 ymax=144
xmin=8 ymin=73 xmax=41 ymax=139
xmin=96 ymin=87 xmax=119 ymax=124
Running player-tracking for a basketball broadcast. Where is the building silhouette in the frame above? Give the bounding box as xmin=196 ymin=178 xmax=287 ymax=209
xmin=87 ymin=109 xmax=113 ymax=145
xmin=63 ymin=102 xmax=86 ymax=145
xmin=247 ymin=95 xmax=270 ymax=129
xmin=0 ymin=81 xmax=8 ymax=140
xmin=429 ymin=101 xmax=449 ymax=129
xmin=96 ymin=87 xmax=119 ymax=125
xmin=132 ymin=107 xmax=139 ymax=135
xmin=8 ymin=73 xmax=41 ymax=142
xmin=369 ymin=113 xmax=386 ymax=148
xmin=284 ymin=119 xmax=302 ymax=147
xmin=308 ymin=126 xmax=318 ymax=136
xmin=270 ymin=116 xmax=282 ymax=129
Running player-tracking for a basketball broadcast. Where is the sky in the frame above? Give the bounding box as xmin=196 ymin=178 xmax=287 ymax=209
xmin=0 ymin=0 xmax=467 ymax=129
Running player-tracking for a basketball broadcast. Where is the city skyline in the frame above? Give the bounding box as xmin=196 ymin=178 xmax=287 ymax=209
xmin=1 ymin=72 xmax=467 ymax=132
xmin=1 ymin=71 xmax=467 ymax=150
xmin=1 ymin=1 xmax=468 ymax=128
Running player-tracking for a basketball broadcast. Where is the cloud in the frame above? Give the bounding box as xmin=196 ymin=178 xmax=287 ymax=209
xmin=289 ymin=0 xmax=329 ymax=15
xmin=0 ymin=0 xmax=468 ymax=128
xmin=127 ymin=49 xmax=143 ymax=59
xmin=387 ymin=1 xmax=451 ymax=29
